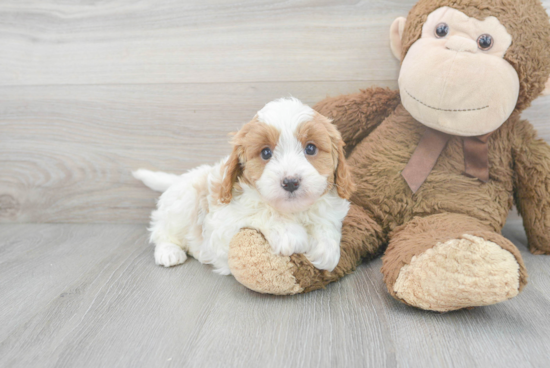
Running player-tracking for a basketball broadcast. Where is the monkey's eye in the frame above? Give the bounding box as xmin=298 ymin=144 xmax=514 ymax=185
xmin=261 ymin=147 xmax=272 ymax=160
xmin=477 ymin=34 xmax=494 ymax=51
xmin=435 ymin=23 xmax=449 ymax=38
xmin=305 ymin=143 xmax=317 ymax=156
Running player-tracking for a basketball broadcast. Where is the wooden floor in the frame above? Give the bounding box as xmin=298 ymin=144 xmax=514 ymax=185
xmin=1 ymin=221 xmax=549 ymax=368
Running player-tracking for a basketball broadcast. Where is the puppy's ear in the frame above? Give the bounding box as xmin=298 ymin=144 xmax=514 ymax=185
xmin=218 ymin=121 xmax=256 ymax=204
xmin=324 ymin=118 xmax=356 ymax=199
xmin=219 ymin=143 xmax=243 ymax=204
xmin=334 ymin=139 xmax=356 ymax=199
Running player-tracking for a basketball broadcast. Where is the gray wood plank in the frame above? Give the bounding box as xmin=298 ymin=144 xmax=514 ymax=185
xmin=2 ymin=0 xmax=548 ymax=87
xmin=1 ymin=0 xmax=549 ymax=87
xmin=0 ymin=224 xmax=146 ymax=342
xmin=1 ymin=81 xmax=549 ymax=224
xmin=0 ymin=0 xmax=409 ymax=86
xmin=0 ymin=81 xmax=395 ymax=224
xmin=1 ymin=222 xmax=549 ymax=368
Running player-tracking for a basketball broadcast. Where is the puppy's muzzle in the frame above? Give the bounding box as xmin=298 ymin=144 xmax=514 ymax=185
xmin=282 ymin=177 xmax=300 ymax=193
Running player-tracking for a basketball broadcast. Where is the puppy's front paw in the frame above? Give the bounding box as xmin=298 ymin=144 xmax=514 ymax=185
xmin=155 ymin=242 xmax=188 ymax=267
xmin=306 ymin=238 xmax=340 ymax=271
xmin=266 ymin=223 xmax=309 ymax=256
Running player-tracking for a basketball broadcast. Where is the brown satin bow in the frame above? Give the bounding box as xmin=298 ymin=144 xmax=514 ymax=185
xmin=401 ymin=127 xmax=492 ymax=193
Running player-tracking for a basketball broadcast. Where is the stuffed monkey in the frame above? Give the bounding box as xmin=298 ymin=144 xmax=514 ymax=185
xmin=228 ymin=0 xmax=550 ymax=312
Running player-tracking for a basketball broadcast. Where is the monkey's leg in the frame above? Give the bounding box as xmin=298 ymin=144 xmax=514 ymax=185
xmin=381 ymin=213 xmax=527 ymax=312
xmin=228 ymin=204 xmax=384 ymax=295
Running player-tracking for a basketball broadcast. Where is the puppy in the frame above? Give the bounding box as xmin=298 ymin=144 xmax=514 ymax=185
xmin=133 ymin=98 xmax=354 ymax=275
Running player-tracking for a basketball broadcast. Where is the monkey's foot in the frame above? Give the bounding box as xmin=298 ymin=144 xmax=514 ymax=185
xmin=392 ymin=235 xmax=521 ymax=312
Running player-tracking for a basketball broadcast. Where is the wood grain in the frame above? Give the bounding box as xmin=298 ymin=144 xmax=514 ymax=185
xmin=0 ymin=0 xmax=407 ymax=86
xmin=0 ymin=223 xmax=145 ymax=342
xmin=0 ymin=81 xmax=396 ymax=223
xmin=0 ymin=222 xmax=549 ymax=368
xmin=0 ymin=0 xmax=549 ymax=224
xmin=1 ymin=81 xmax=549 ymax=223
xmin=1 ymin=0 xmax=548 ymax=87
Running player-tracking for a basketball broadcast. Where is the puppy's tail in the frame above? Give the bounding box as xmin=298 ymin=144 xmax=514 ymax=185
xmin=132 ymin=169 xmax=180 ymax=192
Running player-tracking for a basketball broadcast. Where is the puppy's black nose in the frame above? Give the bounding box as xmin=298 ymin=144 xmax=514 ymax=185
xmin=282 ymin=178 xmax=300 ymax=193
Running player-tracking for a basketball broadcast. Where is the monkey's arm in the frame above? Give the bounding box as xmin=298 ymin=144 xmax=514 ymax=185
xmin=512 ymin=118 xmax=550 ymax=254
xmin=314 ymin=87 xmax=401 ymax=156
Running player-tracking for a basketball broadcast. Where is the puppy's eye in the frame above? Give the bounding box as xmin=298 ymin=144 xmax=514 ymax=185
xmin=261 ymin=147 xmax=272 ymax=160
xmin=305 ymin=143 xmax=317 ymax=156
xmin=477 ymin=34 xmax=494 ymax=51
xmin=435 ymin=23 xmax=449 ymax=38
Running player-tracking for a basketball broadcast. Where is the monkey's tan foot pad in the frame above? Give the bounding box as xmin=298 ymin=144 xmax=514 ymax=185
xmin=228 ymin=229 xmax=304 ymax=295
xmin=392 ymin=234 xmax=520 ymax=312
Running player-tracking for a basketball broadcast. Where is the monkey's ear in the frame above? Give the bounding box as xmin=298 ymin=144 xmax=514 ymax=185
xmin=541 ymin=76 xmax=550 ymax=96
xmin=390 ymin=17 xmax=407 ymax=60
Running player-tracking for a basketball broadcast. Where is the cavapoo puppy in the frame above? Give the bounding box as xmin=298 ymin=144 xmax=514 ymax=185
xmin=133 ymin=98 xmax=354 ymax=275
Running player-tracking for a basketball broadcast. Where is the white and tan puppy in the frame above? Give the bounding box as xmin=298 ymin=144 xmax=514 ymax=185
xmin=133 ymin=98 xmax=354 ymax=275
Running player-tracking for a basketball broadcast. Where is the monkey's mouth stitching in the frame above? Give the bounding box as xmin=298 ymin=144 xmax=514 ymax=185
xmin=406 ymin=90 xmax=489 ymax=112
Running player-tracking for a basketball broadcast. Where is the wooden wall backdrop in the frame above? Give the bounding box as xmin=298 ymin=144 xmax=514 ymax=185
xmin=1 ymin=0 xmax=549 ymax=223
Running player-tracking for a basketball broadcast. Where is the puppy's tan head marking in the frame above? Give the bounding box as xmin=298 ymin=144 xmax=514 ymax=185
xmin=218 ymin=117 xmax=280 ymax=204
xmin=296 ymin=113 xmax=355 ymax=199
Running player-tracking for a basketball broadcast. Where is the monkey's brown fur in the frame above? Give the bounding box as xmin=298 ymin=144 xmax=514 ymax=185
xmin=228 ymin=0 xmax=550 ymax=310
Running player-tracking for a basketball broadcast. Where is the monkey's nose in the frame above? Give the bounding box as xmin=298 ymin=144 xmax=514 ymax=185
xmin=445 ymin=35 xmax=477 ymax=53
xmin=282 ymin=177 xmax=300 ymax=193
